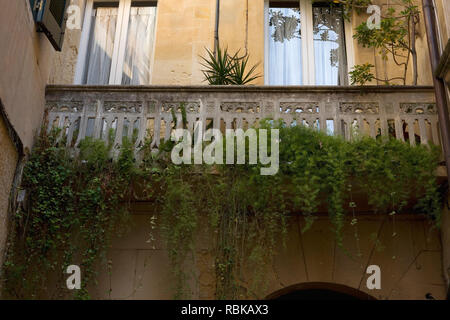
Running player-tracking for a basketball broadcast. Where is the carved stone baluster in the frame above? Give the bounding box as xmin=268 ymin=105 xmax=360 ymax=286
xmin=93 ymin=100 xmax=103 ymax=139
xmin=395 ymin=117 xmax=404 ymax=142
xmin=136 ymin=102 xmax=148 ymax=146
xmin=164 ymin=115 xmax=172 ymax=141
xmin=115 ymin=114 xmax=125 ymax=148
xmin=274 ymin=100 xmax=281 ymax=122
xmin=57 ymin=114 xmax=66 ymax=129
xmin=224 ymin=118 xmax=232 ymax=130
xmin=418 ymin=118 xmax=428 ymax=145
xmin=330 ymin=102 xmax=339 ymax=137
xmin=236 ymin=117 xmax=243 ymax=129
xmin=75 ymin=102 xmax=89 ymax=147
xmin=342 ymin=118 xmax=349 ymax=141
xmin=380 ymin=102 xmax=393 ymax=137
xmin=407 ymin=118 xmax=416 ymax=146
xmin=187 ymin=118 xmax=194 ymax=135
xmin=358 ymin=117 xmax=364 ymax=136
xmin=176 ymin=112 xmax=183 ymax=129
xmin=319 ymin=103 xmax=327 ymax=133
xmin=153 ymin=102 xmax=162 ymax=147
xmin=103 ymin=117 xmax=113 ymax=143
xmin=431 ymin=118 xmax=440 ymax=146
xmin=129 ymin=116 xmax=137 ymax=139
xmin=369 ymin=119 xmax=376 ymax=138
xmin=65 ymin=115 xmax=76 ymax=147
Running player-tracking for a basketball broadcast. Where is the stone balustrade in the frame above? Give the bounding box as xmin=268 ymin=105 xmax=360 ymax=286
xmin=45 ymin=85 xmax=442 ymax=150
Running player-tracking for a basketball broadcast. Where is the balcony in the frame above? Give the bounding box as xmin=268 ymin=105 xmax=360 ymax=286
xmin=45 ymin=85 xmax=442 ymax=151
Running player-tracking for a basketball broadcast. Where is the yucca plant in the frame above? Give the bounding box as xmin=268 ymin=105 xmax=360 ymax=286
xmin=230 ymin=52 xmax=260 ymax=85
xmin=200 ymin=46 xmax=260 ymax=85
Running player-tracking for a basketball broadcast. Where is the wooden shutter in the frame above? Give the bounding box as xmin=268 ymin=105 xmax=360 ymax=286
xmin=34 ymin=0 xmax=70 ymax=51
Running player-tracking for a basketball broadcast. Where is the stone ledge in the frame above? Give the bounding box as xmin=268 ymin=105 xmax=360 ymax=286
xmin=46 ymin=85 xmax=436 ymax=94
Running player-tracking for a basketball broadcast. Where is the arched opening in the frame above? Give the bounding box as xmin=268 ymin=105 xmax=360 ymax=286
xmin=266 ymin=282 xmax=376 ymax=300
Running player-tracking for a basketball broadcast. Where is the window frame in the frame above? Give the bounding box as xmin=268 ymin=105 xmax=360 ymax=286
xmin=74 ymin=0 xmax=158 ymax=85
xmin=264 ymin=0 xmax=355 ymax=85
xmin=29 ymin=0 xmax=70 ymax=51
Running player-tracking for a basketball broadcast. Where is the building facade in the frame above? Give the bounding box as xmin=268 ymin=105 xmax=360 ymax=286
xmin=0 ymin=0 xmax=58 ymax=281
xmin=1 ymin=0 xmax=450 ymax=299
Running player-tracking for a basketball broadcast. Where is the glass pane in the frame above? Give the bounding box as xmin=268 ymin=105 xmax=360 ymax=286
xmin=268 ymin=6 xmax=302 ymax=85
xmin=84 ymin=7 xmax=118 ymax=84
xmin=121 ymin=6 xmax=157 ymax=85
xmin=313 ymin=5 xmax=347 ymax=85
xmin=49 ymin=0 xmax=67 ymax=26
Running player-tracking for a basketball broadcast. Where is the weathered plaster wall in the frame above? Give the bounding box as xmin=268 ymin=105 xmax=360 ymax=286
xmin=49 ymin=0 xmax=85 ymax=85
xmin=89 ymin=210 xmax=446 ymax=300
xmin=0 ymin=0 xmax=56 ymax=149
xmin=216 ymin=0 xmax=264 ymax=85
xmin=0 ymin=116 xmax=18 ymax=284
xmin=435 ymin=0 xmax=450 ymax=47
xmin=151 ymin=0 xmax=216 ymax=85
xmin=0 ymin=0 xmax=56 ymax=283
xmin=49 ymin=0 xmax=440 ymax=86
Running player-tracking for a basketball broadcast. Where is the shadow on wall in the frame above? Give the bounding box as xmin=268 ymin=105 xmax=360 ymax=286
xmin=266 ymin=282 xmax=376 ymax=300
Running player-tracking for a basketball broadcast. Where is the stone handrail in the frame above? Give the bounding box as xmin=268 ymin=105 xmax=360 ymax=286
xmin=45 ymin=85 xmax=441 ymax=151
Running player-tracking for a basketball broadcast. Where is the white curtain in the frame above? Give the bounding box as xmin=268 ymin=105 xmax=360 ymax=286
xmin=268 ymin=8 xmax=303 ymax=85
xmin=121 ymin=7 xmax=157 ymax=85
xmin=313 ymin=6 xmax=347 ymax=85
xmin=85 ymin=8 xmax=118 ymax=85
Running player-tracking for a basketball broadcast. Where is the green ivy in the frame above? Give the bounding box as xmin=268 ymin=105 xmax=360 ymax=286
xmin=2 ymin=121 xmax=443 ymax=299
xmin=2 ymin=128 xmax=135 ymax=299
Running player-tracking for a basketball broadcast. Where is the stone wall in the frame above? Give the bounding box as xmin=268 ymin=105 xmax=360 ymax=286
xmin=435 ymin=0 xmax=450 ymax=47
xmin=49 ymin=0 xmax=440 ymax=86
xmin=0 ymin=115 xmax=19 ymax=289
xmin=48 ymin=0 xmax=85 ymax=85
xmin=0 ymin=0 xmax=57 ymax=285
xmin=89 ymin=210 xmax=446 ymax=300
xmin=0 ymin=0 xmax=56 ymax=149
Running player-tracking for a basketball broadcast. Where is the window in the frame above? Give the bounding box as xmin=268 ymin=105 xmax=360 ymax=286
xmin=75 ymin=0 xmax=157 ymax=85
xmin=29 ymin=0 xmax=70 ymax=51
xmin=265 ymin=0 xmax=352 ymax=85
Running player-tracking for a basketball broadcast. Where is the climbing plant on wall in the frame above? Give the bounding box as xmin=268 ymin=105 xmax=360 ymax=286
xmin=2 ymin=119 xmax=443 ymax=299
xmin=2 ymin=128 xmax=136 ymax=299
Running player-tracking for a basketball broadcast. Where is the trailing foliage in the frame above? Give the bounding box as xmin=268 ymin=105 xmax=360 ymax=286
xmin=2 ymin=121 xmax=443 ymax=299
xmin=2 ymin=129 xmax=135 ymax=299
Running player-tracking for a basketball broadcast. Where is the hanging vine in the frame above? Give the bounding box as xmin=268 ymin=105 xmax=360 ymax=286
xmin=2 ymin=119 xmax=444 ymax=299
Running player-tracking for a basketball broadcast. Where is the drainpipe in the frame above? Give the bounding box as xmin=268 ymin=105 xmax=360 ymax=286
xmin=214 ymin=0 xmax=220 ymax=57
xmin=422 ymin=0 xmax=450 ymax=185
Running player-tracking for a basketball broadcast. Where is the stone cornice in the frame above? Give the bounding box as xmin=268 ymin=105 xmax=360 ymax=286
xmin=46 ymin=85 xmax=436 ymax=94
